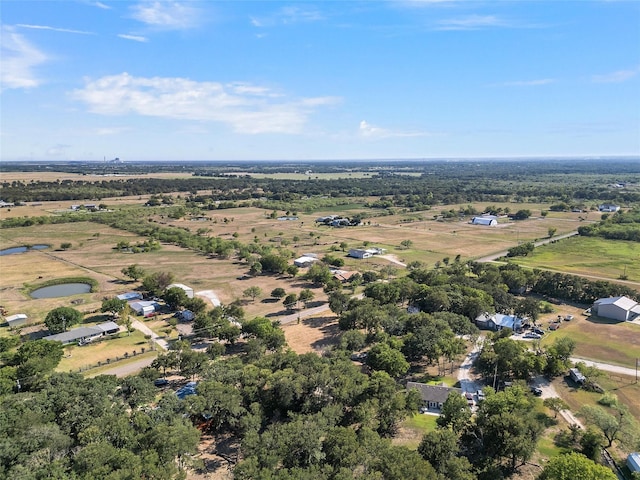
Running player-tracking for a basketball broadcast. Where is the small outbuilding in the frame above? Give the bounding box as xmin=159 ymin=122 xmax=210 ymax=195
xmin=598 ymin=204 xmax=620 ymax=212
xmin=628 ymin=452 xmax=640 ymax=474
xmin=117 ymin=292 xmax=143 ymax=301
xmin=4 ymin=313 xmax=28 ymax=328
xmin=592 ymin=296 xmax=640 ymax=322
xmin=130 ymin=300 xmax=160 ymax=317
xmin=471 ymin=215 xmax=498 ymax=226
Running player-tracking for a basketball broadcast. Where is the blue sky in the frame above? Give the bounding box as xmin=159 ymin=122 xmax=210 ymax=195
xmin=1 ymin=0 xmax=639 ymax=161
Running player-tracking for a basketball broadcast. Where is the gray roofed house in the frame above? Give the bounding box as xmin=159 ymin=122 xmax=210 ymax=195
xmin=42 ymin=321 xmax=122 ymax=345
xmin=407 ymin=382 xmax=462 ymax=410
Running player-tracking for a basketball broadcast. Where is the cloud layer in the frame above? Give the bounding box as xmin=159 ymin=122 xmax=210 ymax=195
xmin=72 ymin=73 xmax=340 ymax=134
xmin=0 ymin=26 xmax=48 ymax=91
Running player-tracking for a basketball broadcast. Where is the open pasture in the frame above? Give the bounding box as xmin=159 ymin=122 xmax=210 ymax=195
xmin=512 ymin=236 xmax=639 ymax=283
xmin=540 ymin=307 xmax=640 ymax=368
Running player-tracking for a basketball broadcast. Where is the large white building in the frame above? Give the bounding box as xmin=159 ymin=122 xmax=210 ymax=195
xmin=592 ymin=296 xmax=640 ymax=322
xmin=167 ymin=283 xmax=194 ymax=299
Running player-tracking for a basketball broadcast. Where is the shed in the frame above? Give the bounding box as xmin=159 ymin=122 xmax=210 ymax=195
xmin=592 ymin=296 xmax=640 ymax=322
xmin=130 ymin=300 xmax=159 ymax=317
xmin=167 ymin=283 xmax=194 ymax=299
xmin=407 ymin=382 xmax=462 ymax=410
xmin=471 ymin=215 xmax=498 ymax=226
xmin=117 ymin=292 xmax=143 ymax=301
xmin=5 ymin=313 xmax=28 ymax=328
xmin=628 ymin=452 xmax=640 ymax=474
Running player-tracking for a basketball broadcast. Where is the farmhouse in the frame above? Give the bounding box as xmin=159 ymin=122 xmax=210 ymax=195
xmin=332 ymin=270 xmax=357 ymax=282
xmin=475 ymin=312 xmax=523 ymax=332
xmin=471 ymin=215 xmax=498 ymax=226
xmin=348 ymin=247 xmax=386 ymax=259
xmin=42 ymin=321 xmax=120 ymax=345
xmin=592 ymin=296 xmax=640 ymax=322
xmin=598 ymin=204 xmax=620 ymax=212
xmin=167 ymin=283 xmax=194 ymax=299
xmin=4 ymin=313 xmax=28 ymax=328
xmin=407 ymin=382 xmax=462 ymax=410
xmin=294 ymin=255 xmax=319 ymax=268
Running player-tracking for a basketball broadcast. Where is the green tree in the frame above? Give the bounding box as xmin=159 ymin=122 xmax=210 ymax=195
xmin=243 ymin=286 xmax=262 ymax=302
xmin=537 ymin=452 xmax=616 ymax=480
xmin=283 ymin=293 xmax=298 ymax=311
xmin=548 ymin=227 xmax=557 ymax=238
xmin=45 ymin=306 xmax=83 ymax=334
xmin=298 ymin=288 xmax=315 ymax=307
xmin=543 ymin=397 xmax=569 ymax=418
xmin=366 ymin=343 xmax=409 ymax=378
xmin=271 ymin=287 xmax=286 ymax=299
xmin=580 ymin=404 xmax=639 ymax=448
xmin=418 ymin=428 xmax=474 ymax=480
xmin=437 ymin=390 xmax=472 ymax=433
xmin=60 ymin=242 xmax=72 ymax=250
xmin=121 ymin=264 xmax=146 ymax=281
xmin=142 ymin=271 xmax=174 ymax=296
xmin=164 ymin=286 xmax=189 ymax=310
xmin=100 ymin=297 xmax=128 ymax=318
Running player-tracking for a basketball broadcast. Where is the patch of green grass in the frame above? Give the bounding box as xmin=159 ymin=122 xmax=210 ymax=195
xmin=513 ymin=236 xmax=639 ymax=282
xmin=537 ymin=435 xmax=565 ymax=458
xmin=404 ymin=413 xmax=438 ymax=431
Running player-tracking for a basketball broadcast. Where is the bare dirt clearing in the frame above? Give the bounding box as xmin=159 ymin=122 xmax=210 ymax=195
xmin=282 ymin=314 xmax=341 ymax=355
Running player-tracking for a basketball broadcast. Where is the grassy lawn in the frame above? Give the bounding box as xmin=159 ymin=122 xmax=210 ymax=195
xmin=56 ymin=329 xmax=153 ymax=372
xmin=393 ymin=414 xmax=438 ymax=450
xmin=513 ymin=236 xmax=640 ymax=283
xmin=540 ymin=313 xmax=640 ymax=368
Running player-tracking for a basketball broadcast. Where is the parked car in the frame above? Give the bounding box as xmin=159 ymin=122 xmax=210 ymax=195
xmin=564 ymin=315 xmax=574 ymax=321
xmin=533 ymin=327 xmax=545 ymax=335
xmin=476 ymin=389 xmax=486 ymax=401
xmin=549 ymin=323 xmax=560 ymax=331
xmin=524 ymin=333 xmax=541 ymax=339
xmin=154 ymin=378 xmax=168 ymax=387
xmin=530 ymin=387 xmax=543 ymax=397
xmin=464 ymin=392 xmax=474 ymax=405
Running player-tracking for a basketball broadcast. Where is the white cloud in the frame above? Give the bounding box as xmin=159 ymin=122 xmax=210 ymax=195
xmin=130 ymin=1 xmax=202 ymax=29
xmin=16 ymin=24 xmax=94 ymax=35
xmin=95 ymin=127 xmax=129 ymax=135
xmin=0 ymin=26 xmax=48 ymax=91
xmin=592 ymin=66 xmax=640 ymax=83
xmin=491 ymin=79 xmax=556 ymax=87
xmin=46 ymin=144 xmax=71 ymax=156
xmin=117 ymin=33 xmax=149 ymax=42
xmin=92 ymin=1 xmax=111 ymax=9
xmin=359 ymin=120 xmax=432 ymax=138
xmin=437 ymin=15 xmax=511 ymax=30
xmin=250 ymin=5 xmax=324 ymax=28
xmin=72 ymin=73 xmax=340 ymax=134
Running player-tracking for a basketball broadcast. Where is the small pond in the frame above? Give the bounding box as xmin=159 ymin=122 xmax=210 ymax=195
xmin=31 ymin=283 xmax=92 ymax=299
xmin=0 ymin=244 xmax=50 ymax=256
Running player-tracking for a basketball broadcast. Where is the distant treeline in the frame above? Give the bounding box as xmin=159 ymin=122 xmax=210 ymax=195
xmin=578 ymin=208 xmax=640 ymax=242
xmin=2 ymin=158 xmax=640 ymax=205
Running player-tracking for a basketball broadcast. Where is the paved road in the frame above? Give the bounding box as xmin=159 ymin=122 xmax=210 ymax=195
xmin=475 ymin=231 xmax=580 ymax=263
xmin=531 ymin=375 xmax=584 ymax=428
xmin=87 ymin=355 xmax=157 ymax=378
xmin=457 ymin=336 xmax=484 ymax=394
xmin=570 ymin=357 xmax=638 ymax=377
xmin=131 ymin=318 xmax=169 ymax=350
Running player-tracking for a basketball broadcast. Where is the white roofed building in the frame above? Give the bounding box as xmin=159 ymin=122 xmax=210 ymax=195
xmin=592 ymin=296 xmax=640 ymax=322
